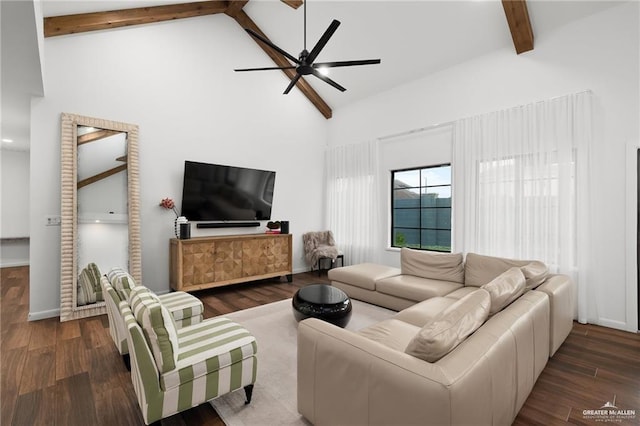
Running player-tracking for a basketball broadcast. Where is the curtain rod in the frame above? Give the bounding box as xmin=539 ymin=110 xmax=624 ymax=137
xmin=376 ymin=89 xmax=592 ymax=143
xmin=377 ymin=120 xmax=454 ymax=142
xmin=476 ymin=89 xmax=593 ymax=116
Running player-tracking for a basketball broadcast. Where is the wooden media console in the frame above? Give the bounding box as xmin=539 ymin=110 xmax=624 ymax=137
xmin=170 ymin=233 xmax=293 ymax=292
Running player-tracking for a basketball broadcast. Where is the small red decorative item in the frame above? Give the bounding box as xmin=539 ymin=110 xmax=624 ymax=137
xmin=159 ymin=197 xmax=179 ymax=217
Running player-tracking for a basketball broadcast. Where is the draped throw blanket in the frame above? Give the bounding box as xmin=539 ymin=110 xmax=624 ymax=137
xmin=302 ymin=231 xmax=340 ymax=270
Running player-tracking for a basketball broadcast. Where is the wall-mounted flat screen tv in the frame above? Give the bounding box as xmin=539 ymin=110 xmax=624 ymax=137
xmin=180 ymin=161 xmax=276 ymax=221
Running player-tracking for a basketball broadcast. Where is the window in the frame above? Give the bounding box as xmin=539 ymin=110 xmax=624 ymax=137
xmin=391 ymin=164 xmax=451 ymax=252
xmin=475 ymin=151 xmax=574 ymax=262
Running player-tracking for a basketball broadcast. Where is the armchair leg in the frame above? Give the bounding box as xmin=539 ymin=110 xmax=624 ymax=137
xmin=244 ymin=384 xmax=254 ymax=405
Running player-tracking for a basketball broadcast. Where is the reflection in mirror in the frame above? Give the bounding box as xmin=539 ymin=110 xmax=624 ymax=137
xmin=76 ymin=126 xmax=128 ymax=306
xmin=60 ymin=113 xmax=140 ymax=322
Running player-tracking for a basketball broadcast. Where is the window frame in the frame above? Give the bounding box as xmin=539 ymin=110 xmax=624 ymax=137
xmin=390 ymin=163 xmax=452 ymax=252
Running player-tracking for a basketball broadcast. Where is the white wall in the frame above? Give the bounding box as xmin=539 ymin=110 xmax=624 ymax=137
xmin=1 ymin=149 xmax=30 ymax=267
xmin=29 ymin=15 xmax=327 ymax=319
xmin=328 ymin=3 xmax=639 ymax=331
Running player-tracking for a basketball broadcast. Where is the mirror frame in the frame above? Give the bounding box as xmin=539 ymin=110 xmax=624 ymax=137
xmin=60 ymin=113 xmax=141 ymax=322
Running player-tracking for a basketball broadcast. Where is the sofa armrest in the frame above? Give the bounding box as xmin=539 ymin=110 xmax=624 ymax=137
xmin=534 ymin=274 xmax=575 ymax=356
xmin=298 ymin=318 xmax=452 ymax=425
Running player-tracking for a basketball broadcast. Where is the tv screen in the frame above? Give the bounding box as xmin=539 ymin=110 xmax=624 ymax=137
xmin=180 ymin=161 xmax=276 ymax=221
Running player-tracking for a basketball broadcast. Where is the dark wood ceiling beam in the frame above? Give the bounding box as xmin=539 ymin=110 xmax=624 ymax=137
xmin=44 ymin=0 xmax=333 ymax=119
xmin=78 ymin=164 xmax=127 ymax=189
xmin=231 ymin=9 xmax=332 ymax=119
xmin=281 ymin=0 xmax=303 ymax=9
xmin=225 ymin=1 xmax=249 ymax=18
xmin=44 ymin=1 xmax=228 ymax=37
xmin=502 ymin=0 xmax=534 ymax=54
xmin=77 ymin=129 xmax=121 ymax=145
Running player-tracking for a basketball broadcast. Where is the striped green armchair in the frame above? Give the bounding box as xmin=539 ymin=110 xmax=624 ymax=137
xmin=120 ymin=287 xmax=257 ymax=425
xmin=101 ymin=269 xmax=204 ymax=359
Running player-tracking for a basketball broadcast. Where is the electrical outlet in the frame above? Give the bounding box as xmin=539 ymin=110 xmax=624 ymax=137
xmin=46 ymin=216 xmax=61 ymax=226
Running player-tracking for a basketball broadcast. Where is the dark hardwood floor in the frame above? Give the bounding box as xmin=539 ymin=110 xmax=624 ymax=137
xmin=2 ymin=265 xmax=639 ymax=425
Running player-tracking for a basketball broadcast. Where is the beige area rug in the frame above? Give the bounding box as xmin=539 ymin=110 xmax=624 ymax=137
xmin=209 ymin=298 xmax=396 ymax=426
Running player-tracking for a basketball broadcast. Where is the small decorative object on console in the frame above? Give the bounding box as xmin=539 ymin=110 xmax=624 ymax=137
xmin=266 ymin=221 xmax=281 ymax=234
xmin=160 ymin=197 xmax=188 ymax=238
xmin=159 ymin=197 xmax=179 ymax=217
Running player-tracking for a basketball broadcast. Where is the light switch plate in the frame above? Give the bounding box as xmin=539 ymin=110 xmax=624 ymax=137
xmin=46 ymin=216 xmax=61 ymax=226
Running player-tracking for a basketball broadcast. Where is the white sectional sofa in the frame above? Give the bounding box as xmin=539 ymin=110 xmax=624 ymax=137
xmin=297 ymin=248 xmax=575 ymax=425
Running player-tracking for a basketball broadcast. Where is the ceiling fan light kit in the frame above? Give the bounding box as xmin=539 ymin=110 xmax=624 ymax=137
xmin=234 ymin=2 xmax=380 ymax=94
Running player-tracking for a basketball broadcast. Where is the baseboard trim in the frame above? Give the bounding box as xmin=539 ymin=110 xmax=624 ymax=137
xmin=597 ymin=317 xmax=628 ymax=332
xmin=1 ymin=261 xmax=29 ymax=268
xmin=28 ymin=308 xmax=60 ymax=321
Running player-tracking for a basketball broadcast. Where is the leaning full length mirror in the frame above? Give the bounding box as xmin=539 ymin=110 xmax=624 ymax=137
xmin=60 ymin=113 xmax=141 ymax=322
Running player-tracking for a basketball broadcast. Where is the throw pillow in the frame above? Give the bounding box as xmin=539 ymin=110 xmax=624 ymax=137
xmin=521 ymin=261 xmax=549 ymax=290
xmin=464 ymin=253 xmax=549 ymax=289
xmin=405 ymin=289 xmax=490 ymax=362
xmin=401 ymin=248 xmax=465 ymax=283
xmin=129 ymin=286 xmax=178 ymax=373
xmin=481 ymin=267 xmax=526 ymax=315
xmin=107 ymin=267 xmax=137 ymax=300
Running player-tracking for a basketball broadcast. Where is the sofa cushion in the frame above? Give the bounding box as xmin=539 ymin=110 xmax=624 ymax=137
xmin=464 ymin=253 xmax=548 ymax=289
xmin=444 ymin=287 xmax=478 ymax=300
xmin=160 ymin=317 xmax=257 ymax=391
xmin=108 ymin=267 xmax=138 ymax=300
xmin=394 ymin=297 xmax=458 ymax=327
xmin=376 ymin=275 xmax=463 ymax=302
xmin=405 ymin=288 xmax=491 ymax=362
xmin=401 ymin=248 xmax=465 ymax=283
xmin=328 ymin=263 xmax=400 ymax=291
xmin=129 ymin=286 xmax=178 ymax=373
xmin=481 ymin=267 xmax=526 ymax=314
xmin=358 ymin=318 xmax=422 ymax=352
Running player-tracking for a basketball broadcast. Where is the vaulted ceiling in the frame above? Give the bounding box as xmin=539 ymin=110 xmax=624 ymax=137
xmin=41 ymin=0 xmax=534 ymax=119
xmin=1 ymin=0 xmax=625 ymax=150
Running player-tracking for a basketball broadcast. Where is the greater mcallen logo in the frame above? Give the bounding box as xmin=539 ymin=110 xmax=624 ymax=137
xmin=582 ymin=399 xmax=636 ymax=423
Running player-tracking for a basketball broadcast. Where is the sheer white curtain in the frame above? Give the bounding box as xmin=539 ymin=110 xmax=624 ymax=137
xmin=325 ymin=140 xmax=380 ymax=265
xmin=452 ymin=91 xmax=593 ymax=323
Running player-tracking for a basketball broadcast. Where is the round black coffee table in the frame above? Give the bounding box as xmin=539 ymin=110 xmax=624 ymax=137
xmin=292 ymin=284 xmax=352 ymax=328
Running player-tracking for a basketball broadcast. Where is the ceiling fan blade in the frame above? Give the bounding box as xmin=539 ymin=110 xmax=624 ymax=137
xmin=306 ymin=19 xmax=340 ymax=64
xmin=245 ymin=28 xmax=300 ymax=64
xmin=235 ymin=66 xmax=297 ymax=72
xmin=311 ymin=69 xmax=346 ymax=92
xmin=314 ymin=59 xmax=381 ymax=68
xmin=283 ymin=74 xmax=302 ymax=94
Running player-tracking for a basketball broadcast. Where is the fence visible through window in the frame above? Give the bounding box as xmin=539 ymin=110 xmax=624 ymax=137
xmin=391 ymin=164 xmax=451 ymax=252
